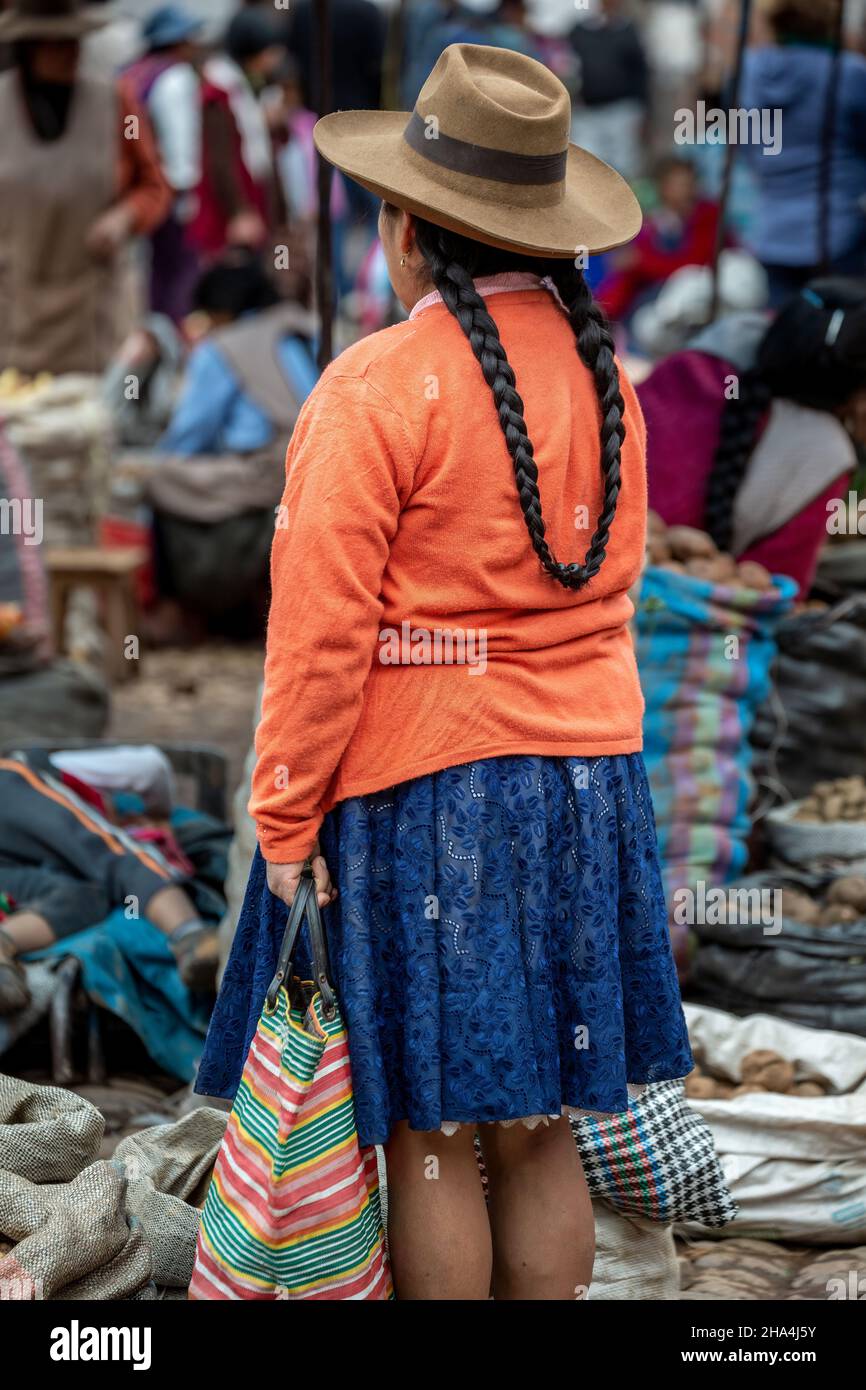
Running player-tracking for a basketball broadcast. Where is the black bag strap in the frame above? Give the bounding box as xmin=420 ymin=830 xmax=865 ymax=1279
xmin=264 ymin=866 xmax=337 ymax=1021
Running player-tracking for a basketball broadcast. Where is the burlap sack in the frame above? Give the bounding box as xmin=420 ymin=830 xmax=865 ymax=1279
xmin=590 ymin=1200 xmax=680 ymax=1301
xmin=0 ymin=1076 xmax=227 ymax=1299
xmin=682 ymin=1004 xmax=866 ymax=1244
xmin=113 ymin=1108 xmax=228 ymax=1288
xmin=0 ymin=1160 xmax=150 ymax=1300
xmin=764 ymin=800 xmax=866 ymax=875
xmin=0 ymin=1073 xmax=103 ymax=1183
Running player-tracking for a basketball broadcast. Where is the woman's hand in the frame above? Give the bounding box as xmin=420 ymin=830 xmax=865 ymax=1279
xmin=86 ymin=204 xmax=133 ymax=260
xmin=266 ymin=850 xmax=337 ymax=910
xmin=226 ymin=207 xmax=267 ymax=248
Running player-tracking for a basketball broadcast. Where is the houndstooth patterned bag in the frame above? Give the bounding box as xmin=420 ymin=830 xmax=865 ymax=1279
xmin=572 ymin=1080 xmax=737 ymax=1228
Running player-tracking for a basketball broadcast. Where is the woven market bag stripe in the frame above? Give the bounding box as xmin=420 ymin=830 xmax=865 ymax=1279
xmin=190 ymin=866 xmax=392 ymax=1301
xmin=191 ymin=987 xmax=391 ymax=1299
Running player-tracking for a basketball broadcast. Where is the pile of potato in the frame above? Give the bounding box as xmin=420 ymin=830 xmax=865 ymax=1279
xmin=685 ymin=1049 xmax=828 ymax=1100
xmin=778 ymin=874 xmax=866 ymax=927
xmin=794 ymin=777 xmax=866 ymax=824
xmin=0 ymin=368 xmax=53 ymax=402
xmin=647 ymin=512 xmax=778 ymax=592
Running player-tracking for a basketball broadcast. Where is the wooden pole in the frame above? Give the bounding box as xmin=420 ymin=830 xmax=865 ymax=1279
xmin=382 ymin=0 xmax=409 ymax=111
xmin=314 ymin=0 xmax=334 ymax=370
xmin=709 ymin=0 xmax=754 ymax=321
xmin=818 ymin=0 xmax=846 ymax=273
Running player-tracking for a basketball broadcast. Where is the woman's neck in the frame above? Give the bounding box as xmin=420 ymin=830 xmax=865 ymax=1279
xmin=409 ymin=270 xmax=545 ymax=319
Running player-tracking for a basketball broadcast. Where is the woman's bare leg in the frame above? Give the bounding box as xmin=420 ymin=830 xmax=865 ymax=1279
xmin=0 ymin=911 xmax=54 ymax=1013
xmin=384 ymin=1121 xmax=492 ymax=1300
xmin=0 ymin=910 xmax=55 ymax=955
xmin=479 ymin=1117 xmax=594 ymax=1300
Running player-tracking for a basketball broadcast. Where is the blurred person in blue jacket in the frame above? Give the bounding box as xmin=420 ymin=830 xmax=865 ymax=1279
xmin=158 ymin=253 xmax=317 ymax=458
xmin=401 ymin=0 xmax=541 ymax=107
xmin=741 ymin=0 xmax=866 ymax=303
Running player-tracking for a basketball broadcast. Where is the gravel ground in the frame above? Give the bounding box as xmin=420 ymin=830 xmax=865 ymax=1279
xmin=107 ymin=642 xmax=263 ymax=795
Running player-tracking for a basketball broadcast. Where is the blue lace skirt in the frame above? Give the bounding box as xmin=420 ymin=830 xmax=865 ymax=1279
xmin=196 ymin=754 xmax=693 ymax=1147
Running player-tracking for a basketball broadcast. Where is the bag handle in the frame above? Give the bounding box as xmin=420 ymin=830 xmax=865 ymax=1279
xmin=264 ymin=865 xmax=337 ymax=1021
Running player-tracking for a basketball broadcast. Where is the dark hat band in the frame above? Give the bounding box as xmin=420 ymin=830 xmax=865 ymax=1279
xmin=403 ymin=109 xmax=567 ymax=186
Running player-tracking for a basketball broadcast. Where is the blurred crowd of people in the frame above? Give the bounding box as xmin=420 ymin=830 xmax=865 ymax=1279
xmin=0 ymin=0 xmax=865 ymax=1019
xmin=0 ymin=2 xmax=860 ymax=352
xmin=0 ymin=0 xmax=865 ymax=641
xmin=2 ymin=0 xmax=866 ymax=363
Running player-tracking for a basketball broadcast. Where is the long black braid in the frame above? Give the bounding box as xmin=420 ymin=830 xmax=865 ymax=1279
xmin=411 ymin=216 xmax=626 ymax=590
xmin=704 ymin=370 xmax=772 ymax=553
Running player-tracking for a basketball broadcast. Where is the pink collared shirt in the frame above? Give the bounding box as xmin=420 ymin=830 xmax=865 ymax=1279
xmin=409 ymin=270 xmax=562 ymax=319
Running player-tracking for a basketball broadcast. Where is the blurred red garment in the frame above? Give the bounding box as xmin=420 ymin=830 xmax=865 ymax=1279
xmin=116 ymin=76 xmax=173 ymax=237
xmin=126 ymin=826 xmax=194 ymax=877
xmin=190 ymin=75 xmax=270 ymax=258
xmin=598 ymin=199 xmax=721 ymax=323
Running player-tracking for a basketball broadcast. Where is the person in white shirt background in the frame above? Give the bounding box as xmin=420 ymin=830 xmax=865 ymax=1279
xmin=123 ymin=4 xmax=205 ymax=322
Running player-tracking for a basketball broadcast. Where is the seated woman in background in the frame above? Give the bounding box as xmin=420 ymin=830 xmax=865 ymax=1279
xmin=596 ymin=157 xmax=722 ymax=326
xmin=146 ymin=252 xmax=317 ymax=637
xmin=157 ymin=253 xmax=317 ymax=459
xmin=638 ymin=279 xmax=866 ymax=594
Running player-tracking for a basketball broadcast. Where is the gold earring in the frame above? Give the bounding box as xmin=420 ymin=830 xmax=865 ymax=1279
xmin=400 ymin=255 xmax=407 ymax=268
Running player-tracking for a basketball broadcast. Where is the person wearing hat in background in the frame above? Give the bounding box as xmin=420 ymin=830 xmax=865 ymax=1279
xmin=0 ymin=0 xmax=171 ymax=377
xmin=124 ymin=5 xmax=204 ymax=323
xmin=190 ymin=9 xmax=285 ymax=260
xmin=197 ymin=43 xmax=693 ymax=1300
xmin=741 ymin=0 xmax=866 ymax=305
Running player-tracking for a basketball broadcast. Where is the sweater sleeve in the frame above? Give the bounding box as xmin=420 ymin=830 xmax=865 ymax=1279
xmin=250 ymin=373 xmax=415 ymax=862
xmin=116 ymin=78 xmax=172 ymax=235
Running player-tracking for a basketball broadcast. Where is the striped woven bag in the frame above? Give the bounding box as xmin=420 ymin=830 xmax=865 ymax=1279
xmin=190 ymin=865 xmax=393 ymax=1300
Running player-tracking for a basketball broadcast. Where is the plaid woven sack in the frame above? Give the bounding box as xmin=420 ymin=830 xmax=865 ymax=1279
xmin=572 ymin=1080 xmax=737 ymax=1228
xmin=190 ymin=865 xmax=393 ymax=1300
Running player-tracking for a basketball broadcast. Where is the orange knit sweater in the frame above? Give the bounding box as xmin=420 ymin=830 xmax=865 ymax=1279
xmin=252 ymin=283 xmax=647 ymax=863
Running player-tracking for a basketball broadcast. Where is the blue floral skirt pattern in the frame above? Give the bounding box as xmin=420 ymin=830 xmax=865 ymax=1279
xmin=196 ymin=754 xmax=693 ymax=1148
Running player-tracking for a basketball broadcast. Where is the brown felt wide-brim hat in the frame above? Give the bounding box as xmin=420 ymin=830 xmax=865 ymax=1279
xmin=0 ymin=1 xmax=106 ymax=42
xmin=314 ymin=43 xmax=642 ymax=258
